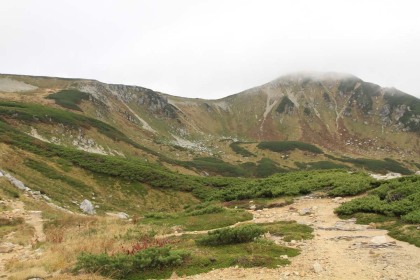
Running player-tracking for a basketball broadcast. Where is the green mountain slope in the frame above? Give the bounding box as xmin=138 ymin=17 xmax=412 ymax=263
xmin=0 ymin=72 xmax=418 ymax=177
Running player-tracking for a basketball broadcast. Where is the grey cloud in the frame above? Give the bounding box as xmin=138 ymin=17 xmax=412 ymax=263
xmin=0 ymin=0 xmax=419 ymax=99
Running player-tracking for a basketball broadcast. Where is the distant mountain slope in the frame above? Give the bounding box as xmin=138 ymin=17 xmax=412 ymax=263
xmin=0 ymin=72 xmax=419 ymax=177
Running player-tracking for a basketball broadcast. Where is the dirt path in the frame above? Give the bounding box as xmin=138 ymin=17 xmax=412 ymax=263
xmin=0 ymin=200 xmax=45 ymax=277
xmin=181 ymin=196 xmax=420 ymax=280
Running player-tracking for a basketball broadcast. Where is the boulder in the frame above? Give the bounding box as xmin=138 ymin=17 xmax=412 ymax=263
xmin=80 ymin=199 xmax=95 ymax=215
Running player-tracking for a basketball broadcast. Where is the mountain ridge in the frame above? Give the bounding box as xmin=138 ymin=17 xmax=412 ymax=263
xmin=4 ymin=71 xmax=419 ymax=99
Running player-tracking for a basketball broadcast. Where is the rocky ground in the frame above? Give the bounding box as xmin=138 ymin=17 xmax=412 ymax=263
xmin=180 ymin=196 xmax=420 ymax=280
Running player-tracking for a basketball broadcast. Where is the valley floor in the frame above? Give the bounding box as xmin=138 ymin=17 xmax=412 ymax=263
xmin=181 ymin=197 xmax=420 ymax=280
xmin=1 ymin=196 xmax=419 ymax=279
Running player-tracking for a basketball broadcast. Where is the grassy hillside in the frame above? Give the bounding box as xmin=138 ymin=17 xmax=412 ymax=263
xmin=1 ymin=73 xmax=420 ymax=280
xmin=335 ymin=175 xmax=420 ymax=246
xmin=0 ymin=106 xmax=412 ymax=213
xmin=1 ymin=110 xmax=419 ymax=279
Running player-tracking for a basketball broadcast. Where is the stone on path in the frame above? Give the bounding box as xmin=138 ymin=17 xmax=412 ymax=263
xmin=313 ymin=262 xmax=323 ymax=274
xmin=370 ymin=235 xmax=387 ymax=245
xmin=299 ymin=207 xmax=312 ymax=215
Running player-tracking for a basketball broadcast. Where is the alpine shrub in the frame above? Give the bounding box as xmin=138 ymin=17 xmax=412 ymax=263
xmin=75 ymin=246 xmax=189 ymax=278
xmin=196 ymin=224 xmax=265 ymax=246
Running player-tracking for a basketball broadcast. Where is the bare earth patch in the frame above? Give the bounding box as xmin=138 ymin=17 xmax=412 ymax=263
xmin=0 ymin=78 xmax=37 ymax=92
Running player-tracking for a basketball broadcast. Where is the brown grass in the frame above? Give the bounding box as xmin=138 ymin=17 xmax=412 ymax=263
xmin=6 ymin=211 xmax=174 ymax=279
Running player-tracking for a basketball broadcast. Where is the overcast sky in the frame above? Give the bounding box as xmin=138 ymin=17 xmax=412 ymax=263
xmin=1 ymin=0 xmax=419 ymax=99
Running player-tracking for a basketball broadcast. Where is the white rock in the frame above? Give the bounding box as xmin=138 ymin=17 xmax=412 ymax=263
xmin=80 ymin=199 xmax=95 ymax=215
xmin=5 ymin=173 xmax=30 ymax=191
xmin=370 ymin=173 xmax=402 ymax=180
xmin=370 ymin=235 xmax=387 ymax=245
xmin=117 ymin=212 xmax=129 ymax=219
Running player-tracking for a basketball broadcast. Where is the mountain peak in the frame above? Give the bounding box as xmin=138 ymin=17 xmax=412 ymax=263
xmin=272 ymin=71 xmax=361 ymax=84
